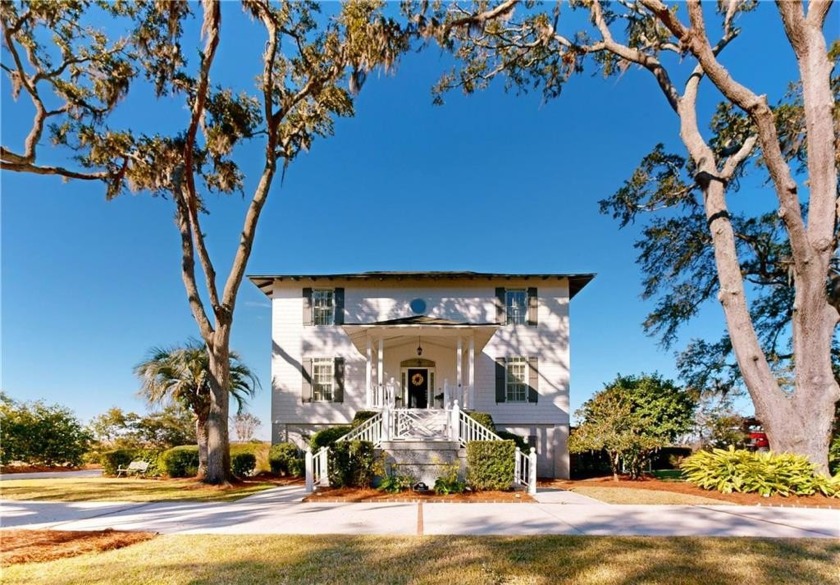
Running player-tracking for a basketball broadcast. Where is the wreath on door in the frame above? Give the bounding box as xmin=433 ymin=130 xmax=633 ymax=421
xmin=411 ymin=373 xmax=425 ymax=386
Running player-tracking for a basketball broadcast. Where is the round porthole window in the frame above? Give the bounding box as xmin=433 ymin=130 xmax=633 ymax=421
xmin=410 ymin=298 xmax=427 ymax=315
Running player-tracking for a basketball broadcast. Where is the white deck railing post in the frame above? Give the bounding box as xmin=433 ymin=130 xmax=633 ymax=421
xmin=382 ymin=402 xmax=391 ymax=441
xmin=450 ymin=400 xmax=460 ymax=442
xmin=528 ymin=447 xmax=537 ymax=495
xmin=514 ymin=446 xmax=521 ymax=485
xmin=319 ymin=447 xmax=330 ymax=487
xmin=305 ymin=447 xmax=314 ymax=493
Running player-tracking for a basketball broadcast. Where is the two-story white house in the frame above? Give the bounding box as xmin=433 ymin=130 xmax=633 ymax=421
xmin=249 ymin=271 xmax=593 ymax=479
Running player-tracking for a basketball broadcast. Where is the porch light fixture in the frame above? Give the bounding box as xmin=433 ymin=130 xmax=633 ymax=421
xmin=416 ymin=337 xmax=423 ymax=356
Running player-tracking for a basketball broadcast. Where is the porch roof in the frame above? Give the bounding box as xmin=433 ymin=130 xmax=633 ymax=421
xmin=341 ymin=316 xmax=499 ymax=353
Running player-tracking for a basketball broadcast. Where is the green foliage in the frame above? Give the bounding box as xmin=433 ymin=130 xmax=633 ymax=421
xmin=351 ymin=411 xmax=379 ymax=428
xmin=100 ymin=448 xmax=162 ymax=477
xmin=569 ymin=373 xmax=696 ymax=479
xmin=681 ymin=447 xmax=840 ymax=498
xmin=377 ymin=466 xmax=414 ymax=493
xmin=268 ymin=443 xmax=304 ymax=477
xmin=830 ymin=435 xmax=840 ymax=476
xmin=496 ymin=430 xmax=529 ymax=452
xmin=328 ymin=440 xmax=375 ymax=488
xmin=467 ymin=412 xmax=495 ymax=432
xmin=434 ymin=463 xmax=466 ymax=495
xmin=466 ymin=441 xmax=515 ymax=491
xmin=310 ymin=426 xmax=352 ymax=450
xmin=0 ymin=395 xmax=92 ymax=467
xmin=159 ymin=446 xmax=200 ymax=478
xmin=231 ymin=452 xmax=257 ymax=478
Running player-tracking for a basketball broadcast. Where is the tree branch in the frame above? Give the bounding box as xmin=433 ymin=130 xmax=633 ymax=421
xmin=0 ymin=160 xmax=110 ymax=180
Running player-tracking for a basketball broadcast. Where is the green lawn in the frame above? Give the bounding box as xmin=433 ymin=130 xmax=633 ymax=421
xmin=570 ymin=486 xmax=725 ymax=505
xmin=0 ymin=477 xmax=279 ymax=502
xmin=3 ymin=534 xmax=838 ymax=585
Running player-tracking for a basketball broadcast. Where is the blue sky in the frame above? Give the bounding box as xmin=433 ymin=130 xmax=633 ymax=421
xmin=1 ymin=3 xmax=813 ymax=437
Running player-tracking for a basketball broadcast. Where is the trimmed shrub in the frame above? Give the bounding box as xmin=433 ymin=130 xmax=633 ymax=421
xmin=830 ymin=435 xmax=840 ymax=476
xmin=467 ymin=412 xmax=495 ymax=432
xmin=310 ymin=426 xmax=351 ymax=450
xmin=496 ymin=430 xmax=529 ymax=452
xmin=467 ymin=440 xmax=516 ymax=491
xmin=681 ymin=447 xmax=840 ymax=497
xmin=351 ymin=411 xmax=379 ymax=428
xmin=230 ymin=442 xmax=270 ymax=474
xmin=100 ymin=449 xmax=136 ymax=476
xmin=159 ymin=446 xmax=199 ymax=478
xmin=268 ymin=442 xmax=304 ymax=477
xmin=328 ymin=440 xmax=375 ymax=488
xmin=232 ymin=452 xmax=257 ymax=478
xmin=100 ymin=448 xmax=162 ymax=477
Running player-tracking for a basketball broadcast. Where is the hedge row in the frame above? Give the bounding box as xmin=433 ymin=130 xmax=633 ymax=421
xmin=101 ymin=446 xmax=257 ymax=478
xmin=466 ymin=440 xmax=516 ymax=491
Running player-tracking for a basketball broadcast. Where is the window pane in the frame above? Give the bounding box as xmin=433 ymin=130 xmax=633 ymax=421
xmin=505 ymin=290 xmax=526 ymax=325
xmin=312 ymin=290 xmax=334 ymax=325
xmin=312 ymin=358 xmax=333 ymax=401
xmin=506 ymin=357 xmax=527 ymax=402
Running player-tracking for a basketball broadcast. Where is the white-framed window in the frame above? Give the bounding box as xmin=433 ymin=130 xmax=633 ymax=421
xmin=505 ymin=289 xmax=527 ymax=325
xmin=312 ymin=358 xmax=334 ymax=402
xmin=506 ymin=357 xmax=529 ymax=402
xmin=312 ymin=289 xmax=335 ymax=325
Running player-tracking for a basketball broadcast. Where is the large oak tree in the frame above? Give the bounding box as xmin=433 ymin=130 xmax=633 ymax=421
xmin=1 ymin=0 xmax=408 ymax=483
xmin=412 ymin=0 xmax=839 ymax=472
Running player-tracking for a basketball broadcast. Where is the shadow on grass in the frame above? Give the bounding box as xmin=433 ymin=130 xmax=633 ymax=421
xmin=3 ymin=535 xmax=839 ymax=585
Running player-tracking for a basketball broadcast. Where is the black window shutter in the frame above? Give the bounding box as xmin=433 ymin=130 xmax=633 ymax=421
xmin=495 ymin=358 xmax=507 ymax=403
xmin=527 ymin=287 xmax=538 ymax=326
xmin=495 ymin=288 xmax=506 ymax=324
xmin=527 ymin=357 xmax=539 ymax=403
xmin=302 ymin=288 xmax=313 ymax=325
xmin=301 ymin=358 xmax=313 ymax=403
xmin=334 ymin=357 xmax=345 ymax=403
xmin=334 ymin=288 xmax=345 ymax=325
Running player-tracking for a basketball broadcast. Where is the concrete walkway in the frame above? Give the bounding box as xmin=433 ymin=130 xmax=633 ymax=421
xmin=2 ymin=485 xmax=838 ymax=538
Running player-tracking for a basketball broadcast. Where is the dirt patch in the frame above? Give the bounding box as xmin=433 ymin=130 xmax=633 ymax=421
xmin=1 ymin=529 xmax=157 ymax=566
xmin=304 ymin=486 xmax=534 ymax=503
xmin=544 ymin=476 xmax=840 ymax=508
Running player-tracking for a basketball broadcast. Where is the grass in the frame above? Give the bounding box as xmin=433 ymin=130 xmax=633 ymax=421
xmin=569 ymin=486 xmax=726 ymax=505
xmin=2 ymin=534 xmax=838 ymax=584
xmin=0 ymin=477 xmax=280 ymax=502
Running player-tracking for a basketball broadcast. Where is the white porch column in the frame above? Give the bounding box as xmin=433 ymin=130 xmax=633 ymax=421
xmin=365 ymin=336 xmax=372 ymax=408
xmin=377 ymin=337 xmax=384 ymax=405
xmin=456 ymin=337 xmax=463 ymax=405
xmin=468 ymin=336 xmax=475 ymax=410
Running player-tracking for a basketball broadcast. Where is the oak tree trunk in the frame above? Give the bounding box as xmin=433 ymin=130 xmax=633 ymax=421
xmin=204 ymin=331 xmax=233 ymax=485
xmin=195 ymin=415 xmax=209 ymax=479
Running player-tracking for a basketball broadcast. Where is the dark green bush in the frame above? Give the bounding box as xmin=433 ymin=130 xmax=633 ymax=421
xmin=351 ymin=411 xmax=379 ymax=428
xmin=232 ymin=452 xmax=257 ymax=478
xmin=310 ymin=426 xmax=351 ymax=450
xmin=0 ymin=397 xmax=92 ymax=467
xmin=100 ymin=448 xmax=161 ymax=476
xmin=467 ymin=440 xmax=516 ymax=491
xmin=328 ymin=440 xmax=375 ymax=488
xmin=269 ymin=442 xmax=304 ymax=477
xmin=100 ymin=449 xmax=136 ymax=476
xmin=467 ymin=412 xmax=495 ymax=432
xmin=377 ymin=468 xmax=414 ymax=493
xmin=829 ymin=435 xmax=839 ymax=476
xmin=159 ymin=445 xmax=199 ymax=478
xmin=496 ymin=430 xmax=529 ymax=452
xmin=681 ymin=447 xmax=840 ymax=497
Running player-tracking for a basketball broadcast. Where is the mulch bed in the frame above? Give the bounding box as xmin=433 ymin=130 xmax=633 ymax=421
xmin=545 ymin=476 xmax=840 ymax=508
xmin=0 ymin=529 xmax=157 ymax=566
xmin=304 ymin=487 xmax=534 ymax=503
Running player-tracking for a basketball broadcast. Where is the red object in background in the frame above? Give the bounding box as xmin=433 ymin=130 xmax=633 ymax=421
xmin=742 ymin=417 xmax=770 ymax=451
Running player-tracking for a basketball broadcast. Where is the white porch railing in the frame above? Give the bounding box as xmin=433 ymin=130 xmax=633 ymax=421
xmin=339 ymin=411 xmax=384 ymax=444
xmin=514 ymin=446 xmax=538 ymax=495
xmin=305 ymin=446 xmax=330 ymax=493
xmin=451 ymin=401 xmax=503 ymax=446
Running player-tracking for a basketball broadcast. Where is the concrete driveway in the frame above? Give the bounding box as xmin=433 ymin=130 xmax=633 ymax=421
xmin=2 ymin=485 xmax=838 ymax=538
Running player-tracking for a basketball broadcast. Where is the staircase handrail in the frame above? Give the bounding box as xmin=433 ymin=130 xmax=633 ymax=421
xmin=336 ymin=411 xmax=384 ymax=445
xmin=456 ymin=408 xmax=503 ymax=446
xmin=514 ymin=446 xmax=537 ymax=495
xmin=305 ymin=445 xmax=331 ymax=492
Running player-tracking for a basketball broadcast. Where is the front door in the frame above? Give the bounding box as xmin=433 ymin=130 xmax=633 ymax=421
xmin=407 ymin=368 xmax=429 ymax=409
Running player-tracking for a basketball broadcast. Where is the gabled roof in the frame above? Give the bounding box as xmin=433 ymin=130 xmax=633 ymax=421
xmin=248 ymin=271 xmax=595 ymax=299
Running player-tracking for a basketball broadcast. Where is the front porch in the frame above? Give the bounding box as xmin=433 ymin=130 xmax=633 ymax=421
xmin=342 ymin=315 xmax=499 ymax=411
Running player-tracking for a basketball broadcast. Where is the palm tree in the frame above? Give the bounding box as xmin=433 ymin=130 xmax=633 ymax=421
xmin=134 ymin=339 xmax=259 ymax=478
